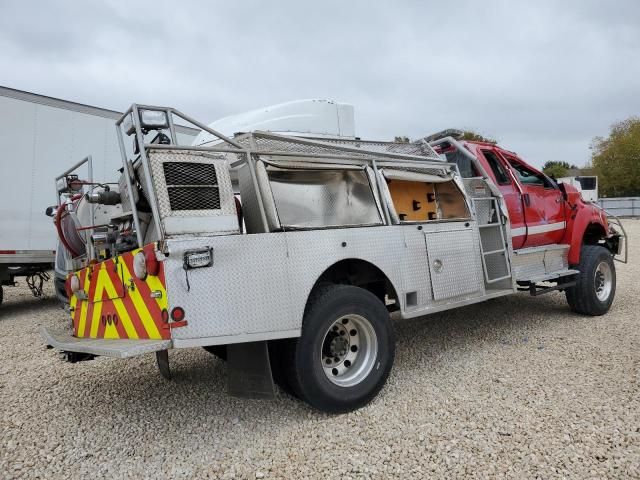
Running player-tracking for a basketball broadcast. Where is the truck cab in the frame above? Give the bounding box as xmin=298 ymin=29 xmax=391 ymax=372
xmin=463 ymin=142 xmax=566 ymax=249
xmin=428 ymin=132 xmax=623 ymax=268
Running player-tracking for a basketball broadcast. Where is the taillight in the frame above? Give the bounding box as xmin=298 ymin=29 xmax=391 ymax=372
xmin=70 ymin=274 xmax=81 ymax=293
xmin=133 ymin=250 xmax=160 ymax=280
xmin=145 ymin=250 xmax=160 ymax=276
xmin=133 ymin=252 xmax=147 ymax=279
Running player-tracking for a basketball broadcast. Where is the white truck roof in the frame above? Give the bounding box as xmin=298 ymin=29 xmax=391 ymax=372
xmin=192 ymin=99 xmax=355 ymax=146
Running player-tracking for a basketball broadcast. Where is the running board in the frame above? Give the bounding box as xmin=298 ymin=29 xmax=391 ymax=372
xmin=41 ymin=326 xmax=172 ymax=358
xmin=523 ymin=268 xmax=580 ymax=284
xmin=527 ymin=274 xmax=577 ymax=297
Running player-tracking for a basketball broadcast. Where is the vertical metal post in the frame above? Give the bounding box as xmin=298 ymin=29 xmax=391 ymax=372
xmin=166 ymin=110 xmax=178 ymax=145
xmin=370 ymin=158 xmax=391 ymax=225
xmin=86 ymin=155 xmax=96 ymax=261
xmin=244 ymin=150 xmax=270 ymax=232
xmin=54 ymin=178 xmax=61 ymax=207
xmin=115 ymin=123 xmax=144 ymax=247
xmin=87 ymin=155 xmax=94 ymax=224
xmin=245 ymin=135 xmax=271 ymax=232
xmin=132 ymin=104 xmax=164 ymax=243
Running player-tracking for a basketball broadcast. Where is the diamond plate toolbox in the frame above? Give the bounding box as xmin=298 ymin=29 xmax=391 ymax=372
xmin=424 ymin=228 xmax=484 ymax=301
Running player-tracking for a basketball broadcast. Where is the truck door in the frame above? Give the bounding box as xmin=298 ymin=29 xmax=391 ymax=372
xmin=501 ymin=154 xmax=566 ymax=247
xmin=477 ymin=148 xmax=527 ymax=249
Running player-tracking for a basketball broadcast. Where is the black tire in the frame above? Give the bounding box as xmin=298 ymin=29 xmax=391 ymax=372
xmin=283 ymin=285 xmax=395 ymax=413
xmin=0 ymin=285 xmax=3 ymax=307
xmin=566 ymin=245 xmax=616 ymax=316
xmin=203 ymin=345 xmax=227 ymax=361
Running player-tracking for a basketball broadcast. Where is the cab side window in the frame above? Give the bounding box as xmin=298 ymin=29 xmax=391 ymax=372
xmin=481 ymin=150 xmax=511 ymax=185
xmin=507 ymin=159 xmax=554 ymax=188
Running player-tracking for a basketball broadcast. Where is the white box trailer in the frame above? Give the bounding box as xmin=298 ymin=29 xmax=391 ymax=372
xmin=558 ymin=175 xmax=598 ymax=202
xmin=0 ymin=87 xmax=198 ymax=305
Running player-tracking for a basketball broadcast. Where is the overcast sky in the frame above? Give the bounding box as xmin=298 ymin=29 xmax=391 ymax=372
xmin=1 ymin=1 xmax=639 ymax=168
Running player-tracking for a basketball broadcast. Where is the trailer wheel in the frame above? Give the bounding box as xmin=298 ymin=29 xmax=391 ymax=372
xmin=284 ymin=285 xmax=395 ymax=413
xmin=0 ymin=285 xmax=3 ymax=307
xmin=566 ymin=245 xmax=616 ymax=316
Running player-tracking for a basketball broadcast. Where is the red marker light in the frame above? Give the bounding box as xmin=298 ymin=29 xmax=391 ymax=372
xmin=145 ymin=250 xmax=160 ymax=276
xmin=171 ymin=307 xmax=185 ymax=322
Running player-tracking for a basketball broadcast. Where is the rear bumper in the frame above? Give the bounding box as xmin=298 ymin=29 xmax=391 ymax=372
xmin=41 ymin=326 xmax=172 ymax=358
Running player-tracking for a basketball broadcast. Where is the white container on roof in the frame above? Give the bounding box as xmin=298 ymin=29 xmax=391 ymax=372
xmin=193 ymin=99 xmax=355 ymax=146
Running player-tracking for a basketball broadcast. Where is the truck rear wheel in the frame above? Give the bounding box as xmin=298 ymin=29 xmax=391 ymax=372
xmin=566 ymin=245 xmax=616 ymax=316
xmin=284 ymin=285 xmax=395 ymax=413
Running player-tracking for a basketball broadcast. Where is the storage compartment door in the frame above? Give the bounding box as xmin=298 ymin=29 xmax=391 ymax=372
xmin=425 ymin=230 xmax=483 ymax=301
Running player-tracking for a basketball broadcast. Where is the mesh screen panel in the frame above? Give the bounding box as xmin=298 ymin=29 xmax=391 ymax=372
xmin=163 ymin=162 xmax=220 ymax=211
xmin=167 ymin=186 xmax=220 ymax=210
xmin=163 ymin=162 xmax=218 ymax=186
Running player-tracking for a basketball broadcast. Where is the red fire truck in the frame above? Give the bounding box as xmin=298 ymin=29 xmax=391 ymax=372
xmin=42 ymin=111 xmax=627 ymax=413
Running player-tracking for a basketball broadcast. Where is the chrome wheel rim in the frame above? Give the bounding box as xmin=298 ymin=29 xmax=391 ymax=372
xmin=594 ymin=261 xmax=613 ymax=302
xmin=321 ymin=314 xmax=378 ymax=387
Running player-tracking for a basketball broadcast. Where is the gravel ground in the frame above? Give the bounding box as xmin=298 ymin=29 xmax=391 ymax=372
xmin=1 ymin=220 xmax=639 ymax=479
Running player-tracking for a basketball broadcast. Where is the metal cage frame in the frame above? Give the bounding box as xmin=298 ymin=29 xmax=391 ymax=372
xmin=115 ymin=104 xmax=464 ymax=247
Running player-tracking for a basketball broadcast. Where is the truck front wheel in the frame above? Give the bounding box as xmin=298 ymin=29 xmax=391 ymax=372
xmin=284 ymin=285 xmax=395 ymax=413
xmin=566 ymin=245 xmax=616 ymax=316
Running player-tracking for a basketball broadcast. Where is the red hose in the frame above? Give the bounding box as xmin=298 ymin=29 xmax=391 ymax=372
xmin=54 ymin=199 xmax=81 ymax=258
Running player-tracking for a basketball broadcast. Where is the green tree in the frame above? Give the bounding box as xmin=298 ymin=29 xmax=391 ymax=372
xmin=542 ymin=161 xmax=578 ymax=178
xmin=459 ymin=130 xmax=497 ymax=144
xmin=394 ymin=136 xmax=410 ymax=143
xmin=591 ymin=117 xmax=640 ymax=197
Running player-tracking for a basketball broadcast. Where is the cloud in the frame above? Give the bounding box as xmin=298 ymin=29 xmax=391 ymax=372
xmin=1 ymin=0 xmax=639 ymax=167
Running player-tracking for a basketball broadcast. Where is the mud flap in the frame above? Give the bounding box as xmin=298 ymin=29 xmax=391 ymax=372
xmin=227 ymin=341 xmax=276 ymax=399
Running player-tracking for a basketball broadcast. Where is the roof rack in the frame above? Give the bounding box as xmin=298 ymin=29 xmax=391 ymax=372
xmin=421 ymin=128 xmax=464 ymax=143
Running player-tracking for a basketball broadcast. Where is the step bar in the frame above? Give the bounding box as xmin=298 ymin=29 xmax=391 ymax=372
xmin=41 ymin=326 xmax=172 ymax=358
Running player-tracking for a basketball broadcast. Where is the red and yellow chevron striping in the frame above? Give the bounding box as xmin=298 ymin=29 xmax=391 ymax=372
xmin=68 ymin=244 xmax=170 ymax=340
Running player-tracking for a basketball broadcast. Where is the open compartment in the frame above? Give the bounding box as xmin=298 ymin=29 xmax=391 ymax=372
xmin=380 ymin=169 xmax=470 ymax=223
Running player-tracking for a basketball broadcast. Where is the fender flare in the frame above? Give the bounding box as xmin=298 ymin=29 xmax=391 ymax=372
xmin=565 ymin=207 xmax=608 ymax=265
